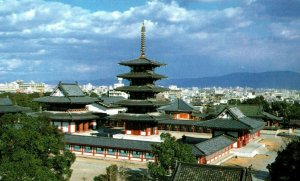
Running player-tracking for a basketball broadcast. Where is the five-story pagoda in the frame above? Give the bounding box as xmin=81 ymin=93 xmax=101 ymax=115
xmin=110 ymin=23 xmax=168 ymax=139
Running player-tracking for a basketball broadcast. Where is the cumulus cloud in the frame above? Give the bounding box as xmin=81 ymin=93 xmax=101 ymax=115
xmin=270 ymin=21 xmax=300 ymax=40
xmin=0 ymin=59 xmax=23 ymax=71
xmin=68 ymin=64 xmax=97 ymax=73
xmin=0 ymin=0 xmax=299 ymax=81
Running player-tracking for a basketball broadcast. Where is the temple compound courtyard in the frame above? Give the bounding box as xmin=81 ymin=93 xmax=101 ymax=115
xmin=69 ymin=129 xmax=296 ymax=181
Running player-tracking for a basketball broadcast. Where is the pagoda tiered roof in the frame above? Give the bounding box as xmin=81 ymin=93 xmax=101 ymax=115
xmin=115 ymin=99 xmax=168 ymax=107
xmin=0 ymin=97 xmax=31 ymax=114
xmin=34 ymin=82 xmax=98 ymax=104
xmin=119 ymin=57 xmax=166 ymax=67
xmin=110 ymin=23 xmax=168 ymax=127
xmin=117 ymin=72 xmax=167 ymax=79
xmin=115 ymin=85 xmax=168 ymax=93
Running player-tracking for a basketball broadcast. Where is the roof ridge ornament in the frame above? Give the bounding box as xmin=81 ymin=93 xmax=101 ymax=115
xmin=140 ymin=22 xmax=146 ymax=59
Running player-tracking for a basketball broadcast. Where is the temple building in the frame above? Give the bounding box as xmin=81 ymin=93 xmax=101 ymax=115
xmin=86 ymin=96 xmax=127 ymax=127
xmin=158 ymin=98 xmax=197 ymax=120
xmin=110 ymin=23 xmax=168 ymax=138
xmin=64 ymin=134 xmax=155 ymax=162
xmin=157 ymin=98 xmax=209 ymax=132
xmin=34 ymin=82 xmax=99 ymax=133
xmin=198 ymin=107 xmax=265 ymax=148
xmin=0 ymin=97 xmax=30 ymax=116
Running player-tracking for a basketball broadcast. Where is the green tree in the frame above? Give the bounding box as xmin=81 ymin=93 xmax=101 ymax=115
xmin=94 ymin=164 xmax=119 ymax=181
xmin=90 ymin=92 xmax=99 ymax=97
xmin=148 ymin=133 xmax=197 ymax=180
xmin=0 ymin=114 xmax=75 ymax=181
xmin=0 ymin=93 xmax=42 ymax=111
xmin=290 ymin=104 xmax=300 ymax=119
xmin=267 ymin=139 xmax=300 ymax=181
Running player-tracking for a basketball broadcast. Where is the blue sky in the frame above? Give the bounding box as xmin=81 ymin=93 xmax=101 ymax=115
xmin=0 ymin=0 xmax=299 ymax=82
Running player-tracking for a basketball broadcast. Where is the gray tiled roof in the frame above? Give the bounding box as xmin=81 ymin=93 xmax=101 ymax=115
xmin=228 ymin=107 xmax=246 ymax=119
xmin=262 ymin=111 xmax=282 ymax=121
xmin=197 ymin=118 xmax=250 ymax=130
xmin=238 ymin=117 xmax=266 ymax=131
xmin=158 ymin=98 xmax=196 ymax=113
xmin=43 ymin=112 xmax=99 ymax=121
xmin=33 ymin=96 xmax=98 ymax=104
xmin=0 ymin=105 xmax=31 ymax=113
xmin=194 ymin=135 xmax=236 ymax=156
xmin=64 ymin=134 xmax=157 ymax=151
xmin=209 ymin=107 xmax=266 ymax=131
xmin=115 ymin=85 xmax=168 ymax=93
xmin=109 ymin=113 xmax=166 ymax=122
xmin=119 ymin=57 xmax=166 ymax=67
xmin=117 ymin=72 xmax=167 ymax=79
xmin=116 ymin=99 xmax=168 ymax=107
xmin=34 ymin=82 xmax=98 ymax=104
xmin=171 ymin=162 xmax=252 ymax=181
xmin=59 ymin=83 xmax=85 ymax=97
xmin=100 ymin=96 xmax=126 ymax=105
xmin=0 ymin=97 xmax=13 ymax=106
xmin=158 ymin=119 xmax=200 ymax=126
xmin=0 ymin=97 xmax=31 ymax=113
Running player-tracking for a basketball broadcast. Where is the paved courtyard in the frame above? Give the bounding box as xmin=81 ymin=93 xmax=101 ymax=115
xmin=222 ymin=134 xmax=287 ymax=181
xmin=70 ymin=157 xmax=147 ymax=181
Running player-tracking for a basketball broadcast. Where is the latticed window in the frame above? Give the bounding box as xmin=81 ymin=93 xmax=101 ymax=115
xmin=107 ymin=149 xmax=115 ymax=155
xmin=85 ymin=146 xmax=92 ymax=153
xmin=132 ymin=151 xmax=141 ymax=158
xmin=73 ymin=145 xmax=81 ymax=151
xmin=96 ymin=148 xmax=104 ymax=154
xmin=145 ymin=152 xmax=153 ymax=159
xmin=119 ymin=150 xmax=127 ymax=156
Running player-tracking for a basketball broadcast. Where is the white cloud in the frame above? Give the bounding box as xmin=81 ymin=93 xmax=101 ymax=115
xmin=0 ymin=59 xmax=23 ymax=70
xmin=271 ymin=21 xmax=300 ymax=40
xmin=69 ymin=64 xmax=97 ymax=73
xmin=0 ymin=0 xmax=299 ymax=80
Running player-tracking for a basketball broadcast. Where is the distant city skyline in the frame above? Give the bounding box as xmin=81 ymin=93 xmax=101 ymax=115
xmin=0 ymin=0 xmax=299 ymax=82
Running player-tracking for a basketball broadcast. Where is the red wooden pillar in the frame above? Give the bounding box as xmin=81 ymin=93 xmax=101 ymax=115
xmin=237 ymin=137 xmax=241 ymax=148
xmin=78 ymin=122 xmax=83 ymax=132
xmin=68 ymin=122 xmax=71 ymax=133
xmin=84 ymin=122 xmax=89 ymax=131
xmin=198 ymin=157 xmax=206 ymax=164
xmin=258 ymin=131 xmax=261 ymax=137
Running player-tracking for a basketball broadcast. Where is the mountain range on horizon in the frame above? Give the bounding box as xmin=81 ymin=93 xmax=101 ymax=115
xmin=43 ymin=71 xmax=300 ymax=90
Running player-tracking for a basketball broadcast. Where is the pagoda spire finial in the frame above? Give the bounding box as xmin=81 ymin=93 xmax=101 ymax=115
xmin=140 ymin=21 xmax=146 ymax=58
